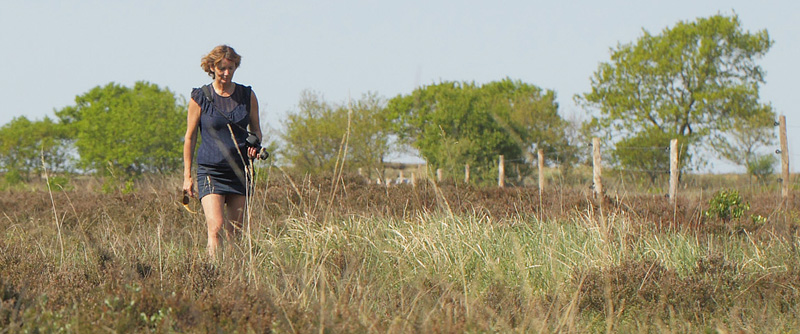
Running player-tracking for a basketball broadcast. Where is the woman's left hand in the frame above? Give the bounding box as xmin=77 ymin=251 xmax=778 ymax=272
xmin=247 ymin=146 xmax=259 ymax=159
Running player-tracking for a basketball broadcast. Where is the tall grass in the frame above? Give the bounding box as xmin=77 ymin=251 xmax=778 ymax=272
xmin=1 ymin=174 xmax=799 ymax=332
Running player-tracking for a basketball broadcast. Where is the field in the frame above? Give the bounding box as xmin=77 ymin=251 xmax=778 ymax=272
xmin=1 ymin=171 xmax=799 ymax=333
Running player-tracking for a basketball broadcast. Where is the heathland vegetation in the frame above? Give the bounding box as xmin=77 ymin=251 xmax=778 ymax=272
xmin=1 ymin=172 xmax=799 ymax=332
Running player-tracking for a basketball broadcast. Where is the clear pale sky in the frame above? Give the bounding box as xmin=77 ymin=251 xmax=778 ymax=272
xmin=1 ymin=1 xmax=797 ymax=172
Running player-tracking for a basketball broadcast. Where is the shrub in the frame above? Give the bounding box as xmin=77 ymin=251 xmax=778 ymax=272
xmin=47 ymin=175 xmax=72 ymax=191
xmin=3 ymin=169 xmax=23 ymax=185
xmin=704 ymin=189 xmax=749 ymax=221
xmin=746 ymin=154 xmax=776 ymax=184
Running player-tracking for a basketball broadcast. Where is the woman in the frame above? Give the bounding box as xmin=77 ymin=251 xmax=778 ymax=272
xmin=183 ymin=45 xmax=262 ymax=257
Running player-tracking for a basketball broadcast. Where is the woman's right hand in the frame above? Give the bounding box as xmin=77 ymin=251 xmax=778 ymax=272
xmin=183 ymin=177 xmax=195 ymax=198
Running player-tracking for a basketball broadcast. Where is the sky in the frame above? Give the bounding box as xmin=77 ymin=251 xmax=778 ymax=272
xmin=1 ymin=0 xmax=798 ymax=173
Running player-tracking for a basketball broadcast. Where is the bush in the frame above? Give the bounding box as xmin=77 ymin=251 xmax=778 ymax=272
xmin=746 ymin=154 xmax=776 ymax=184
xmin=3 ymin=169 xmax=23 ymax=185
xmin=46 ymin=175 xmax=72 ymax=191
xmin=704 ymin=189 xmax=749 ymax=221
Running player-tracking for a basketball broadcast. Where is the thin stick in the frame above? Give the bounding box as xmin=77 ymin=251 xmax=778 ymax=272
xmin=158 ymin=223 xmax=163 ymax=286
xmin=41 ymin=146 xmax=64 ymax=266
xmin=324 ymin=96 xmax=353 ymax=222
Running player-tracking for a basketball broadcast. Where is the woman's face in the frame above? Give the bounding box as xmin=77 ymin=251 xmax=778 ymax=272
xmin=214 ymin=58 xmax=237 ymax=84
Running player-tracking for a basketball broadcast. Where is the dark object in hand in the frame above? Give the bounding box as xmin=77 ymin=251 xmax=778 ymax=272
xmin=246 ymin=134 xmax=270 ymax=160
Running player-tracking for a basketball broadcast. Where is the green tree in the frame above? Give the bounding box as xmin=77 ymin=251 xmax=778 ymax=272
xmin=712 ymin=110 xmax=775 ymax=167
xmin=481 ymin=80 xmax=574 ymax=167
xmin=281 ymin=91 xmax=394 ymax=176
xmin=577 ymin=14 xmax=774 ymax=173
xmin=281 ymin=90 xmax=347 ymax=174
xmin=55 ymin=81 xmax=186 ymax=175
xmin=387 ymin=78 xmax=571 ymax=184
xmin=745 ymin=154 xmax=776 ymax=184
xmin=0 ymin=116 xmax=72 ymax=180
xmin=611 ymin=128 xmax=689 ymax=184
xmin=346 ymin=92 xmax=393 ymax=179
xmin=388 ymin=81 xmax=484 ymax=179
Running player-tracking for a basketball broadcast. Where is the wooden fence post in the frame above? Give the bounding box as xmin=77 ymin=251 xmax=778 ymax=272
xmin=465 ymin=164 xmax=470 ymax=184
xmin=436 ymin=168 xmax=443 ymax=183
xmin=498 ymin=155 xmax=505 ymax=188
xmin=592 ymin=138 xmax=603 ymax=199
xmin=669 ymin=139 xmax=679 ymax=204
xmin=411 ymin=172 xmax=417 ymax=187
xmin=779 ymin=115 xmax=790 ymax=204
xmin=538 ymin=149 xmax=545 ymax=195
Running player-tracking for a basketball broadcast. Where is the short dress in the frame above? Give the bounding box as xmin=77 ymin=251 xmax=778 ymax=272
xmin=191 ymin=83 xmax=253 ymax=199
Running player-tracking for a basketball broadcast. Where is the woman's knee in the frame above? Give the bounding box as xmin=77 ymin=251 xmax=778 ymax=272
xmin=207 ymin=221 xmax=224 ymax=237
xmin=225 ymin=194 xmax=247 ymax=221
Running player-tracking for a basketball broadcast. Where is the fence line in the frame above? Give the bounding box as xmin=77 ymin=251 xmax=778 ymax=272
xmin=358 ymin=120 xmax=793 ymax=206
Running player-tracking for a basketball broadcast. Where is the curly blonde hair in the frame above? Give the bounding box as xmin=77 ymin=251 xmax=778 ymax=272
xmin=200 ymin=45 xmax=242 ymax=78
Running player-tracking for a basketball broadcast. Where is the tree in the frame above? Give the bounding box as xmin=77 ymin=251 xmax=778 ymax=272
xmin=577 ymin=14 xmax=774 ymax=173
xmin=346 ymin=92 xmax=393 ymax=179
xmin=611 ymin=128 xmax=689 ymax=184
xmin=712 ymin=109 xmax=775 ymax=167
xmin=55 ymin=81 xmax=186 ymax=175
xmin=387 ymin=78 xmax=571 ymax=184
xmin=281 ymin=91 xmax=394 ymax=176
xmin=0 ymin=116 xmax=72 ymax=180
xmin=746 ymin=154 xmax=776 ymax=184
xmin=281 ymin=91 xmax=347 ymax=174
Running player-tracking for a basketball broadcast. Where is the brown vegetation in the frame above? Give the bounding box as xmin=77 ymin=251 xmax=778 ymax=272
xmin=1 ymin=172 xmax=799 ymax=332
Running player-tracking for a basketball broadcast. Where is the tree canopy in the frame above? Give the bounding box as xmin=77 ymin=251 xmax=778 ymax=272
xmin=577 ymin=14 xmax=774 ymax=172
xmin=281 ymin=91 xmax=393 ymax=177
xmin=387 ymin=78 xmax=572 ymax=184
xmin=55 ymin=81 xmax=186 ymax=175
xmin=0 ymin=116 xmax=71 ymax=180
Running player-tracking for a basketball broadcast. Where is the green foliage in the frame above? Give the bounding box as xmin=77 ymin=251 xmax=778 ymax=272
xmin=55 ymin=81 xmax=186 ymax=176
xmin=3 ymin=169 xmax=23 ymax=185
xmin=746 ymin=154 xmax=776 ymax=184
xmin=750 ymin=214 xmax=768 ymax=226
xmin=46 ymin=175 xmax=72 ymax=191
xmin=612 ymin=128 xmax=690 ymax=184
xmin=346 ymin=92 xmax=393 ymax=178
xmin=101 ymin=163 xmax=136 ymax=194
xmin=0 ymin=116 xmax=72 ymax=180
xmin=578 ymin=14 xmax=774 ymax=170
xmin=713 ymin=110 xmax=775 ymax=168
xmin=281 ymin=90 xmax=351 ymax=174
xmin=281 ymin=90 xmax=393 ymax=176
xmin=387 ymin=78 xmax=572 ymax=184
xmin=705 ymin=189 xmax=749 ymax=221
xmin=101 ymin=178 xmax=135 ymax=195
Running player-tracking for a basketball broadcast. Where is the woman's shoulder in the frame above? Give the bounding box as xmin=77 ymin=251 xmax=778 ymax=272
xmin=193 ymin=83 xmax=214 ymax=91
xmin=191 ymin=84 xmax=213 ymax=103
xmin=234 ymin=83 xmax=253 ymax=98
xmin=190 ymin=86 xmax=203 ymax=103
xmin=235 ymin=83 xmax=252 ymax=91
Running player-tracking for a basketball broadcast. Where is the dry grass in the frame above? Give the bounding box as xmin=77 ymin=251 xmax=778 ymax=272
xmin=1 ymin=172 xmax=799 ymax=333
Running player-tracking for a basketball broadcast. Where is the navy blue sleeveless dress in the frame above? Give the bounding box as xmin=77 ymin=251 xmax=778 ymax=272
xmin=191 ymin=83 xmax=253 ymax=199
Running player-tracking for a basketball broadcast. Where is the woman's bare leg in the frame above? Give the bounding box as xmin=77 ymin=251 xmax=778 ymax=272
xmin=225 ymin=194 xmax=247 ymax=236
xmin=201 ymin=194 xmax=226 ymax=258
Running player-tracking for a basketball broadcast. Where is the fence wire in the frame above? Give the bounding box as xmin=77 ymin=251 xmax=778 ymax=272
xmin=363 ymin=140 xmax=795 ymax=201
